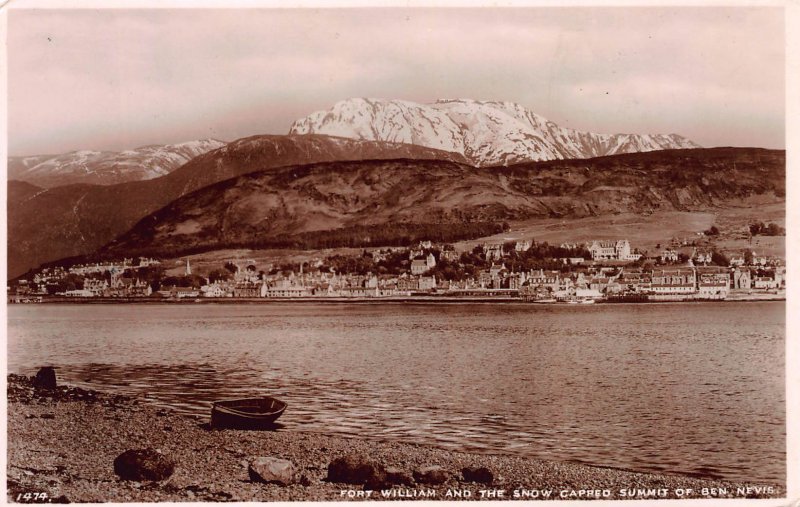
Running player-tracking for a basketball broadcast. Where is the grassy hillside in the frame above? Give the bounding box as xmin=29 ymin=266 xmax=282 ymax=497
xmin=96 ymin=148 xmax=784 ymax=260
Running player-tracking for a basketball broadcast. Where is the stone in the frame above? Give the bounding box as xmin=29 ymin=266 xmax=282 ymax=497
xmin=462 ymin=466 xmax=494 ymax=484
xmin=113 ymin=448 xmax=175 ymax=481
xmin=32 ymin=367 xmax=57 ymax=390
xmin=327 ymin=454 xmax=386 ymax=485
xmin=384 ymin=467 xmax=414 ymax=486
xmin=248 ymin=457 xmax=298 ymax=486
xmin=363 ymin=467 xmax=414 ymax=491
xmin=413 ymin=465 xmax=449 ymax=485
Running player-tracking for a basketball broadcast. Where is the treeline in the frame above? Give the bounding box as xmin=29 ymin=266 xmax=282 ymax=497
xmin=749 ymin=222 xmax=785 ymax=236
xmin=101 ymin=221 xmax=510 ymax=260
xmin=259 ymin=222 xmax=510 ymax=250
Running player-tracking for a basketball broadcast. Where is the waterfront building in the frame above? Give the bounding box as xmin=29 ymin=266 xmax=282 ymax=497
xmin=84 ymin=278 xmax=109 ymax=297
xmin=650 ymin=268 xmax=696 ymax=295
xmin=732 ymin=268 xmax=752 ymax=289
xmin=754 ymin=276 xmax=779 ymax=290
xmin=232 ymin=281 xmax=262 ymax=298
xmin=62 ymin=289 xmax=93 ymax=297
xmin=526 ymin=269 xmax=560 ymax=292
xmin=418 ymin=276 xmax=437 ymax=291
xmin=696 ymin=267 xmax=730 ymax=299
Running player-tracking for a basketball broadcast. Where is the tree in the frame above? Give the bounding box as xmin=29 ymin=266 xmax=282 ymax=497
xmin=704 ymin=226 xmax=720 ymax=236
xmin=711 ymin=251 xmax=730 ymax=267
xmin=749 ymin=222 xmax=766 ymax=236
xmin=765 ymin=223 xmax=785 ymax=236
xmin=208 ymin=269 xmax=231 ymax=283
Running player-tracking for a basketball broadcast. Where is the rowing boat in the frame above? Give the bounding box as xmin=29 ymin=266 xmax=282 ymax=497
xmin=211 ymin=396 xmax=287 ymax=429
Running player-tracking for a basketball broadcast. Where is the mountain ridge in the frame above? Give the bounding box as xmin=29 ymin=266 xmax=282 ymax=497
xmin=290 ymin=98 xmax=700 ymax=166
xmin=7 ymin=139 xmax=227 ymax=188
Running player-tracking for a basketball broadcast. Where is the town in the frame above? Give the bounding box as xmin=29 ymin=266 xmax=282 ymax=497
xmin=8 ymin=233 xmax=785 ymax=304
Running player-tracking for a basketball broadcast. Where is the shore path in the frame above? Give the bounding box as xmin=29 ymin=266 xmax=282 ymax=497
xmin=6 ymin=375 xmax=783 ymax=502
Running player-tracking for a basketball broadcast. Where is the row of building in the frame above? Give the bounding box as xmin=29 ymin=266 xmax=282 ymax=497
xmin=146 ymin=264 xmax=784 ymax=301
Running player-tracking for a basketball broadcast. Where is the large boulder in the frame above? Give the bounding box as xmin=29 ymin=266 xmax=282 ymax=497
xmin=32 ymin=367 xmax=57 ymax=390
xmin=248 ymin=457 xmax=298 ymax=486
xmin=327 ymin=454 xmax=385 ymax=485
xmin=413 ymin=465 xmax=449 ymax=485
xmin=462 ymin=466 xmax=494 ymax=484
xmin=113 ymin=448 xmax=175 ymax=481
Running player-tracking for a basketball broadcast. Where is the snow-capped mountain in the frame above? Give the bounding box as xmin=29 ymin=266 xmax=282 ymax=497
xmin=8 ymin=139 xmax=227 ymax=188
xmin=289 ymin=98 xmax=700 ymax=167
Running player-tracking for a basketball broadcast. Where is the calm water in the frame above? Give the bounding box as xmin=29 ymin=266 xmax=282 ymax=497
xmin=7 ymin=302 xmax=785 ymax=484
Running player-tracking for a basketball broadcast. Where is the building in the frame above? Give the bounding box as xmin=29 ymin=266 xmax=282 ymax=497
xmin=515 ymin=240 xmax=532 ymax=252
xmin=526 ymin=269 xmax=561 ymax=292
xmin=754 ymin=276 xmax=778 ymax=290
xmin=483 ymin=243 xmax=504 ymax=261
xmin=232 ymin=281 xmax=262 ymax=298
xmin=660 ymin=249 xmax=679 ymax=263
xmin=693 ymin=250 xmax=712 ymax=265
xmin=84 ymin=278 xmax=109 ymax=297
xmin=411 ymin=253 xmax=436 ymax=275
xmin=650 ymin=268 xmax=696 ymax=295
xmin=411 ymin=259 xmax=429 ymax=275
xmin=731 ymin=268 xmax=751 ymax=289
xmin=697 ymin=268 xmax=730 ymax=299
xmin=588 ymin=240 xmax=640 ymax=261
xmin=418 ymin=276 xmax=437 ymax=291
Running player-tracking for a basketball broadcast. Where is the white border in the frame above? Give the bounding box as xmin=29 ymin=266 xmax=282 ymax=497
xmin=1 ymin=1 xmax=796 ymax=506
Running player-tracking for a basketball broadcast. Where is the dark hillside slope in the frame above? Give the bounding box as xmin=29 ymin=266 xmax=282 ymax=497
xmin=99 ymin=148 xmax=784 ymax=259
xmin=7 ymin=135 xmax=470 ymax=277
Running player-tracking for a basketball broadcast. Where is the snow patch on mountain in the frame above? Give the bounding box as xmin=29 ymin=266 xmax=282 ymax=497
xmin=289 ymin=98 xmax=700 ymax=166
xmin=8 ymin=139 xmax=227 ymax=187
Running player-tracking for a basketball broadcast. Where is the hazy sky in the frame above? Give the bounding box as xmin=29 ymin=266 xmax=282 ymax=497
xmin=7 ymin=7 xmax=785 ymax=155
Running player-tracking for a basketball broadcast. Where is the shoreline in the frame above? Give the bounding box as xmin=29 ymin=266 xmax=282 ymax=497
xmin=7 ymin=294 xmax=786 ymax=305
xmin=6 ymin=374 xmax=785 ymax=502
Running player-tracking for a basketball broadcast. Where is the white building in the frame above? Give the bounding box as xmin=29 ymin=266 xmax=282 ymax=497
xmin=588 ymin=240 xmax=640 ymax=261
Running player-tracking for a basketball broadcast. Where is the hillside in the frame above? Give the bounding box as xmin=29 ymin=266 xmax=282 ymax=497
xmin=6 ymin=135 xmax=471 ymax=278
xmin=99 ymin=148 xmax=784 ymax=259
xmin=7 ymin=139 xmax=226 ymax=188
xmin=290 ymin=98 xmax=700 ymax=166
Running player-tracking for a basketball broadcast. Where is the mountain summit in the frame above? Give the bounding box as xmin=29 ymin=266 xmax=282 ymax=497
xmin=289 ymin=98 xmax=700 ymax=166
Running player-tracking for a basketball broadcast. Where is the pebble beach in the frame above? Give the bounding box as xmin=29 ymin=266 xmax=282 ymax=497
xmin=6 ymin=374 xmax=784 ymax=503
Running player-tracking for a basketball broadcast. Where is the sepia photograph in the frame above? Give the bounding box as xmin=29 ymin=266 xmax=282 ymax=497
xmin=2 ymin=1 xmax=793 ymax=503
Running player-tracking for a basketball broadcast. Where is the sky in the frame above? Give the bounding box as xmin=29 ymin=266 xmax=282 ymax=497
xmin=6 ymin=6 xmax=786 ymax=155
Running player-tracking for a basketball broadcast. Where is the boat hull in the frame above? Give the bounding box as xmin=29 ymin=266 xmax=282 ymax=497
xmin=211 ymin=397 xmax=286 ymax=429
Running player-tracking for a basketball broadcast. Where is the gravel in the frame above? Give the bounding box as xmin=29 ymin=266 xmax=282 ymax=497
xmin=6 ymin=375 xmax=784 ymax=502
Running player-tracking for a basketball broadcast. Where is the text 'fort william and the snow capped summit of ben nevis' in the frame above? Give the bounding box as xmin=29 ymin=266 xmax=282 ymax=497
xmin=289 ymin=98 xmax=700 ymax=167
